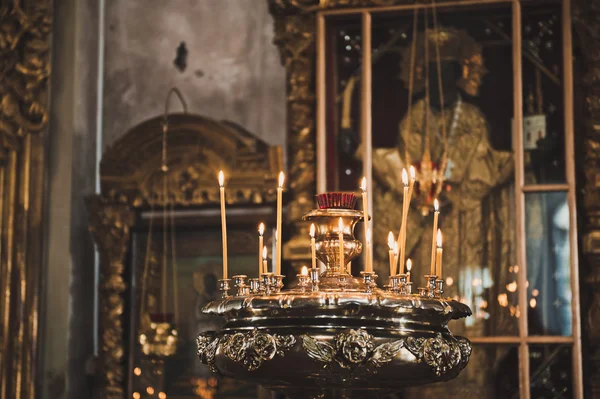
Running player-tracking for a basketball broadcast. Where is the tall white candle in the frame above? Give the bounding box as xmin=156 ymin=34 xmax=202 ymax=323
xmin=396 ymin=169 xmax=409 ymax=274
xmin=366 ymin=228 xmax=372 ymax=274
xmin=218 ymin=171 xmax=228 ymax=279
xmin=338 ymin=217 xmax=345 ymax=274
xmin=262 ymin=245 xmax=268 ymax=274
xmin=309 ymin=223 xmax=317 ymax=270
xmin=408 ymin=166 xmax=416 ymax=203
xmin=387 ymin=231 xmax=395 ymax=277
xmin=258 ymin=223 xmax=265 ymax=276
xmin=393 ymin=242 xmax=399 ymax=275
xmin=360 ymin=177 xmax=371 ymax=272
xmin=436 ymin=229 xmax=443 ymax=279
xmin=430 ymin=199 xmax=439 ymax=276
xmin=276 ymin=172 xmax=284 ymax=275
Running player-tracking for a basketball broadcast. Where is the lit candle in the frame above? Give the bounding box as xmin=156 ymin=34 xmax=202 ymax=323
xmin=406 ymin=258 xmax=412 ymax=283
xmin=276 ymin=172 xmax=284 ymax=276
xmin=338 ymin=217 xmax=345 ymax=273
xmin=309 ymin=223 xmax=317 ymax=270
xmin=408 ymin=166 xmax=416 ymax=201
xmin=360 ymin=177 xmax=371 ymax=272
xmin=301 ymin=266 xmax=308 ymax=276
xmin=262 ymin=245 xmax=268 ymax=274
xmin=430 ymin=199 xmax=439 ymax=276
xmin=366 ymin=227 xmax=372 ymax=274
xmin=436 ymin=229 xmax=443 ymax=279
xmin=396 ymin=169 xmax=409 ymax=274
xmin=387 ymin=231 xmax=395 ymax=277
xmin=258 ymin=223 xmax=265 ymax=276
xmin=218 ymin=171 xmax=228 ymax=279
xmin=393 ymin=242 xmax=399 ymax=275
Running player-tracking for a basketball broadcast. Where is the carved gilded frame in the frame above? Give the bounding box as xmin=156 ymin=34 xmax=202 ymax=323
xmin=0 ymin=1 xmax=51 ymax=398
xmin=87 ymin=114 xmax=282 ymax=398
xmin=268 ymin=0 xmax=600 ymax=396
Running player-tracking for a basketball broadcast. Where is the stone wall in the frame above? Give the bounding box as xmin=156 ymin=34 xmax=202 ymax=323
xmin=103 ymin=0 xmax=286 ymax=149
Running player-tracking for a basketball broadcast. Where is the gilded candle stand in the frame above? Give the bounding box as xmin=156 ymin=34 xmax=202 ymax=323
xmin=197 ymin=193 xmax=472 ymax=398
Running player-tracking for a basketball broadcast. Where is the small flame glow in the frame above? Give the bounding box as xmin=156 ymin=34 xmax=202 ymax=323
xmin=436 ymin=229 xmax=442 ymax=248
xmin=393 ymin=242 xmax=399 ymax=256
xmin=338 ymin=217 xmax=344 ymax=231
xmin=529 ymin=298 xmax=537 ymax=308
xmin=310 ymin=223 xmax=315 ymax=238
xmin=409 ymin=165 xmax=416 ymax=181
xmin=301 ymin=266 xmax=308 ymax=276
xmin=218 ymin=170 xmax=224 ymax=187
xmin=446 ymin=276 xmax=454 ymax=286
xmin=258 ymin=223 xmax=265 ymax=236
xmin=361 ymin=177 xmax=367 ymax=192
xmin=402 ymin=168 xmax=408 ymax=186
xmin=278 ymin=171 xmax=285 ymax=188
xmin=387 ymin=231 xmax=395 ymax=250
xmin=262 ymin=246 xmax=267 ymax=260
xmin=434 ymin=198 xmax=439 ymax=212
xmin=406 ymin=258 xmax=412 ymax=272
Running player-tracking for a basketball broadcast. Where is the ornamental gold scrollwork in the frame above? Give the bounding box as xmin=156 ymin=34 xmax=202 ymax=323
xmin=87 ymin=196 xmax=135 ymax=398
xmin=574 ymin=0 xmax=600 ymax=394
xmin=405 ymin=334 xmax=470 ymax=376
xmin=0 ymin=2 xmax=51 ymax=136
xmin=197 ymin=330 xmax=297 ymax=372
xmin=302 ymin=329 xmax=404 ymax=374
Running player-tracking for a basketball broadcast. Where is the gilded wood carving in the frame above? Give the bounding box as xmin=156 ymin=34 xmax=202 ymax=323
xmin=0 ymin=1 xmax=51 ymax=399
xmin=574 ymin=0 xmax=600 ymax=397
xmin=87 ymin=114 xmax=282 ymax=397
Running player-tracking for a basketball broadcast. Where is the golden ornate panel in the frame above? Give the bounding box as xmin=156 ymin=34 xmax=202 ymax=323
xmin=0 ymin=1 xmax=51 ymax=399
xmin=87 ymin=113 xmax=282 ymax=397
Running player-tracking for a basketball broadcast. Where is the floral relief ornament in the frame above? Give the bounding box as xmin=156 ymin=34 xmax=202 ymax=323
xmin=197 ymin=329 xmax=296 ymax=372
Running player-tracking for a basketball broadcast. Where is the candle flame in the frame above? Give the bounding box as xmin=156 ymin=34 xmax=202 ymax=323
xmin=434 ymin=198 xmax=439 ymax=212
xmin=258 ymin=222 xmax=265 ymax=236
xmin=262 ymin=245 xmax=267 ymax=260
xmin=387 ymin=231 xmax=395 ymax=250
xmin=402 ymin=168 xmax=408 ymax=186
xmin=409 ymin=165 xmax=416 ymax=180
xmin=361 ymin=177 xmax=367 ymax=192
xmin=406 ymin=258 xmax=412 ymax=272
xmin=338 ymin=217 xmax=344 ymax=231
xmin=278 ymin=171 xmax=285 ymax=188
xmin=309 ymin=223 xmax=315 ymax=238
xmin=301 ymin=266 xmax=308 ymax=276
xmin=367 ymin=228 xmax=372 ymax=244
xmin=218 ymin=170 xmax=225 ymax=187
xmin=393 ymin=241 xmax=399 ymax=256
xmin=436 ymin=229 xmax=443 ymax=248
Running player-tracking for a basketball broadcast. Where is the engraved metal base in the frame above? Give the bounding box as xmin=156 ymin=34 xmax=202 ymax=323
xmin=197 ymin=288 xmax=472 ymax=394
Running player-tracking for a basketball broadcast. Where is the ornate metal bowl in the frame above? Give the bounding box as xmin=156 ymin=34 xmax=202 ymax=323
xmin=197 ymin=199 xmax=472 ymax=398
xmin=197 ymin=288 xmax=471 ymax=398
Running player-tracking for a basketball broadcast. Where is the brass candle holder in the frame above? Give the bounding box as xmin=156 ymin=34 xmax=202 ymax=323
xmin=197 ymin=193 xmax=472 ymax=398
xmin=218 ymin=278 xmax=231 ymax=298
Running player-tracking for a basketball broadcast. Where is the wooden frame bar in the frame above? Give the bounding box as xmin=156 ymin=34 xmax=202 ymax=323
xmin=562 ymin=0 xmax=583 ymax=396
xmin=320 ymin=0 xmax=512 ymax=15
xmin=511 ymin=2 xmax=530 ymax=398
xmin=522 ymin=184 xmax=569 ymax=192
